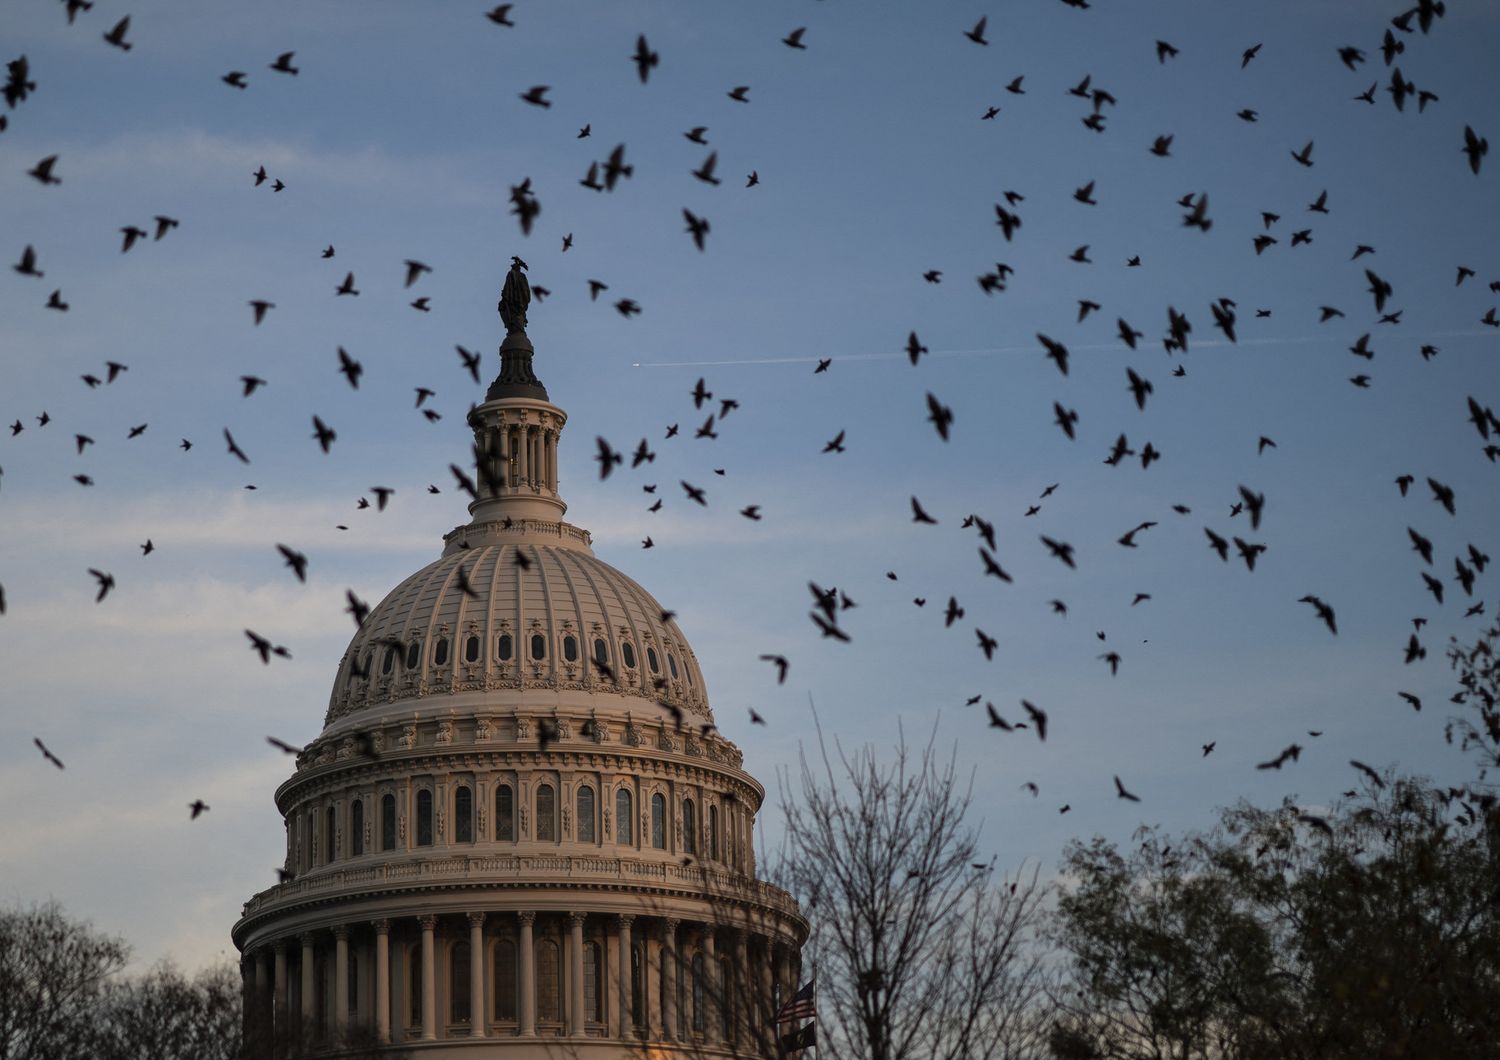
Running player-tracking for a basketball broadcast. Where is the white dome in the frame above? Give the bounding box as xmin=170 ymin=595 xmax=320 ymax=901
xmin=325 ymin=521 xmax=710 ymax=731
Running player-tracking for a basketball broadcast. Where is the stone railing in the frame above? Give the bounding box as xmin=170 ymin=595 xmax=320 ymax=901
xmin=240 ymin=853 xmax=800 ymax=920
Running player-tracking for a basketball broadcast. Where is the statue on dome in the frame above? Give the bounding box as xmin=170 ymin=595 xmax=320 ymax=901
xmin=498 ymin=255 xmax=530 ymax=333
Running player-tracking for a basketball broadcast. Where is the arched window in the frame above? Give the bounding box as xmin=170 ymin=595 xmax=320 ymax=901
xmin=616 ymin=788 xmax=633 ymax=845
xmin=495 ymin=785 xmax=514 ymax=842
xmin=584 ymin=941 xmax=602 ymax=1023
xmin=709 ymin=804 xmax=719 ymax=862
xmin=530 ymin=634 xmax=546 ymax=660
xmin=651 ymin=793 xmax=666 ymax=849
xmin=691 ymin=953 xmax=706 ymax=1032
xmin=405 ymin=641 xmax=420 ymax=670
xmin=451 ymin=941 xmax=471 ymax=1023
xmin=647 ymin=646 xmax=660 ymax=673
xmin=434 ymin=637 xmax=449 ymax=666
xmin=381 ymin=793 xmax=396 ymax=851
xmin=325 ymin=806 xmax=336 ymax=863
xmin=416 ymin=789 xmax=433 ymax=847
xmin=494 ymin=939 xmax=517 ymax=1021
xmin=465 ymin=635 xmax=480 ymax=663
xmin=563 ymin=635 xmax=578 ymax=662
xmin=576 ymin=786 xmax=595 ymax=843
xmin=622 ymin=642 xmax=636 ymax=669
xmin=498 ymin=634 xmax=513 ymax=661
xmin=536 ymin=939 xmax=561 ymax=1023
xmin=382 ymin=646 xmax=396 ymax=675
xmin=668 ymin=653 xmax=679 ymax=679
xmin=593 ymin=638 xmax=609 ymax=666
xmin=632 ymin=944 xmax=644 ymax=1029
xmin=683 ymin=798 xmax=697 ymax=855
xmin=351 ymin=799 xmax=364 ymax=857
xmin=536 ymin=784 xmax=555 ymax=841
xmin=408 ymin=946 xmax=422 ymax=1028
xmin=455 ymin=786 xmax=473 ymax=843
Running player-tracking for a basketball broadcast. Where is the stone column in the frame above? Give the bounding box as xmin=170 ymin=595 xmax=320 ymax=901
xmin=701 ymin=927 xmax=718 ymax=1042
xmin=253 ymin=950 xmax=269 ymax=1034
xmin=518 ymin=426 xmax=530 ymax=486
xmin=568 ymin=912 xmax=586 ymax=1036
xmin=418 ymin=915 xmax=437 ymax=1040
xmin=468 ymin=913 xmax=486 ymax=1038
xmin=616 ymin=915 xmax=635 ymax=1039
xmin=518 ymin=911 xmax=536 ymax=1036
xmin=334 ymin=926 xmax=350 ymax=1036
xmin=273 ymin=943 xmax=288 ymax=1044
xmin=732 ymin=929 xmax=748 ymax=1047
xmin=661 ymin=918 xmax=679 ymax=1042
xmin=372 ymin=920 xmax=391 ymax=1043
xmin=644 ymin=931 xmax=660 ymax=1041
xmin=299 ymin=933 xmax=316 ymax=1033
xmin=760 ymin=938 xmax=775 ymax=1037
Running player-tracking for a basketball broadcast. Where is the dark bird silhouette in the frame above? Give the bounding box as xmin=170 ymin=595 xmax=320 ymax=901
xmin=1255 ymin=742 xmax=1305 ymax=771
xmin=189 ymin=799 xmax=210 ymax=820
xmin=519 ymin=84 xmax=551 ymax=108
xmin=994 ymin=204 xmax=1022 ymax=241
xmin=1238 ymin=486 xmax=1265 ymax=531
xmin=1202 ymin=741 xmax=1216 ymax=757
xmin=240 ymin=375 xmax=267 ymax=397
xmin=1291 ymin=141 xmax=1314 ymax=167
xmin=486 ymin=5 xmax=514 ymax=26
xmin=1149 ymin=134 xmax=1173 ymax=157
xmin=1114 ymin=775 xmax=1141 ymax=802
xmin=683 ymin=209 xmax=709 ymax=251
xmin=1404 ymin=634 xmax=1426 ymax=664
xmin=1125 ymin=368 xmax=1153 ymax=410
xmin=1099 ymin=651 xmax=1121 ymax=675
xmin=276 ymin=544 xmax=308 ymax=583
xmin=782 ymin=26 xmax=807 ymax=49
xmin=681 ymin=481 xmax=707 ymax=506
xmin=102 ymin=16 xmax=132 ymax=50
xmin=224 ymin=429 xmax=250 ymax=464
xmin=34 ymin=737 xmax=64 ymax=769
xmin=89 ymin=569 xmax=117 ymax=601
xmin=268 ymin=50 xmax=299 ymax=74
xmin=1038 ymin=334 xmax=1069 ymax=375
xmin=223 ymin=71 xmax=248 ymax=89
xmin=1409 ymin=528 xmax=1434 ymax=564
xmin=632 ymin=35 xmax=659 ymax=84
xmin=964 ymin=16 xmax=988 ymax=45
xmin=727 ymin=85 xmax=750 ymax=103
xmin=905 ymin=331 xmax=928 ymax=366
xmin=1463 ymin=126 xmax=1488 ymax=175
xmin=1041 ymin=536 xmax=1076 ymax=568
xmin=1299 ymin=594 xmax=1338 ymax=634
xmin=822 ymin=429 xmax=845 ymax=454
xmin=1021 ymin=700 xmax=1047 ymax=741
xmin=756 ymin=654 xmax=790 ymax=686
xmin=1242 ymin=42 xmax=1261 ymax=67
xmin=28 ymin=154 xmax=61 ymax=185
xmin=119 ymin=226 xmax=147 ymax=253
xmin=139 ymin=538 xmax=153 ymax=555
xmin=926 ymin=393 xmax=954 ymax=441
xmin=1233 ymin=537 xmax=1266 ymax=571
xmin=979 ymin=547 xmax=1011 ymax=582
xmin=1421 ymin=571 xmax=1444 ymax=604
xmin=986 ymin=703 xmax=1012 ymax=730
xmin=976 ymin=628 xmax=998 ymax=660
xmin=595 ymin=437 xmax=623 ymax=480
xmin=1155 ymin=40 xmax=1178 ymax=63
xmin=1427 ymin=477 xmax=1456 ymax=515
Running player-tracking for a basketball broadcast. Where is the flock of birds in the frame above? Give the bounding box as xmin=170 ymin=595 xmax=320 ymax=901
xmin=3 ymin=0 xmax=1497 ymax=839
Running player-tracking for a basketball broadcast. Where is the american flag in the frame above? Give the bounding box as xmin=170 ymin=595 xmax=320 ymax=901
xmin=776 ymin=979 xmax=816 ymax=1023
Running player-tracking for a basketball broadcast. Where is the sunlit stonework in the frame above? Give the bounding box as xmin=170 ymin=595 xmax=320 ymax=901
xmin=233 ymin=264 xmax=806 ymax=1056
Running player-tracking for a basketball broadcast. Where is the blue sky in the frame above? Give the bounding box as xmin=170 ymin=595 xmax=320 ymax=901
xmin=2 ymin=0 xmax=1497 ymax=970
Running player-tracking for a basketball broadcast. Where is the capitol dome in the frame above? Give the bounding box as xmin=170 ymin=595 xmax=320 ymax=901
xmin=232 ymin=263 xmax=807 ymax=1058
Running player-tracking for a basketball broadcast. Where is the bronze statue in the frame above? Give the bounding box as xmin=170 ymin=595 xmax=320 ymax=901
xmin=498 ymin=255 xmax=530 ymax=333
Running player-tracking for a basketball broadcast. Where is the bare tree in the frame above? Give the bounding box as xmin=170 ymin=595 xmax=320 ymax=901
xmin=0 ymin=901 xmax=130 ymax=1060
xmin=768 ymin=720 xmax=1050 ymax=1060
xmin=89 ymin=961 xmax=242 ymax=1060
